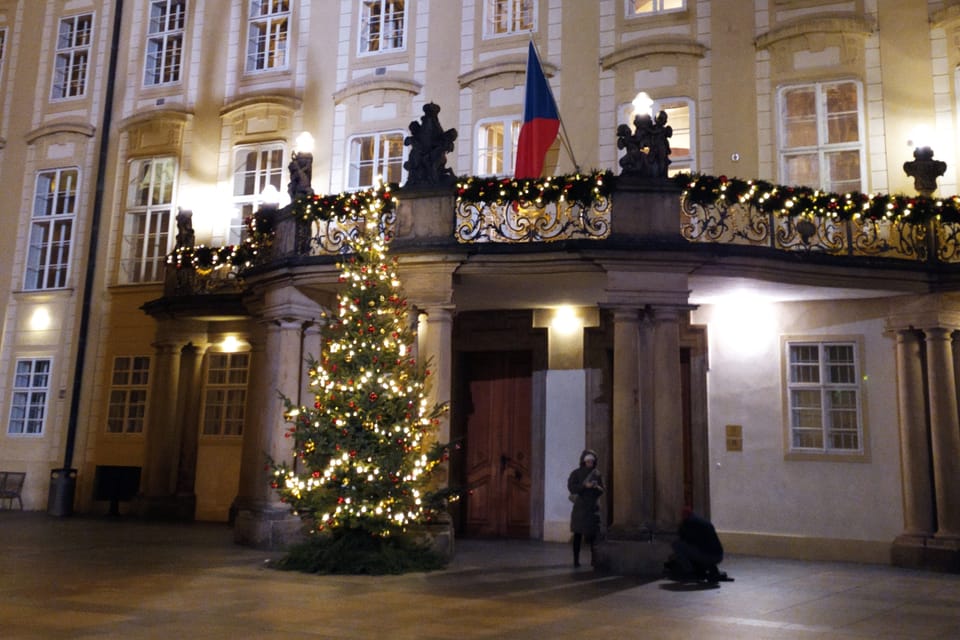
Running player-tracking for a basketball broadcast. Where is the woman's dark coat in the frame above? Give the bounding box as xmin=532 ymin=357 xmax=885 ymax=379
xmin=567 ymin=449 xmax=604 ymax=535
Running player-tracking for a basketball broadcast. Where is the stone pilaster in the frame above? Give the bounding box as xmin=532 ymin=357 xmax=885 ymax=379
xmin=924 ymin=328 xmax=960 ymax=539
xmin=610 ymin=307 xmax=644 ymax=533
xmin=650 ymin=305 xmax=685 ymax=531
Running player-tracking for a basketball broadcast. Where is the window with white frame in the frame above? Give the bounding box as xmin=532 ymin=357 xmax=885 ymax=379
xmin=359 ymin=0 xmax=405 ymax=54
xmin=628 ymin=0 xmax=685 ymax=16
xmin=246 ymin=0 xmax=289 ymax=72
xmin=779 ymin=80 xmax=864 ymax=193
xmin=51 ymin=14 xmax=92 ymax=100
xmin=231 ymin=143 xmax=284 ymax=244
xmin=106 ymin=356 xmax=151 ymax=434
xmin=475 ymin=117 xmax=521 ymax=176
xmin=8 ymin=358 xmax=51 ymax=436
xmin=484 ymin=0 xmax=534 ymax=38
xmin=347 ymin=131 xmax=405 ymax=188
xmin=25 ymin=168 xmax=78 ymax=290
xmin=201 ymin=352 xmax=249 ymax=436
xmin=786 ymin=340 xmax=862 ymax=454
xmin=618 ymin=97 xmax=695 ymax=175
xmin=144 ymin=0 xmax=186 ymax=86
xmin=121 ymin=157 xmax=176 ymax=284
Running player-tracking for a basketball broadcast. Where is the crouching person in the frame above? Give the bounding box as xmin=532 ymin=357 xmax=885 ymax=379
xmin=666 ymin=506 xmax=728 ymax=583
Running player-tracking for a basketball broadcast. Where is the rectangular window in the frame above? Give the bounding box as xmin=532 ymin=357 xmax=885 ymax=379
xmin=779 ymin=80 xmax=864 ymax=193
xmin=484 ymin=0 xmax=534 ymax=38
xmin=202 ymin=353 xmax=249 ymax=436
xmin=231 ymin=143 xmax=284 ymax=244
xmin=629 ymin=0 xmax=685 ymax=16
xmin=8 ymin=359 xmax=51 ymax=436
xmin=786 ymin=341 xmax=862 ymax=454
xmin=247 ymin=0 xmax=289 ymax=72
xmin=144 ymin=0 xmax=186 ymax=86
xmin=348 ymin=131 xmax=405 ymax=188
xmin=619 ymin=97 xmax=696 ymax=175
xmin=121 ymin=157 xmax=176 ymax=284
xmin=107 ymin=356 xmax=151 ymax=434
xmin=475 ymin=117 xmax=521 ymax=176
xmin=51 ymin=14 xmax=93 ymax=100
xmin=26 ymin=168 xmax=77 ymax=290
xmin=360 ymin=0 xmax=405 ymax=54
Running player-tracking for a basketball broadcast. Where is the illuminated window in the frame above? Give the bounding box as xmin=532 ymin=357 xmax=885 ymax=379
xmin=618 ymin=97 xmax=695 ymax=175
xmin=347 ymin=131 xmax=405 ymax=188
xmin=484 ymin=0 xmax=534 ymax=38
xmin=360 ymin=0 xmax=405 ymax=54
xmin=628 ymin=0 xmax=685 ymax=16
xmin=107 ymin=356 xmax=151 ymax=434
xmin=231 ymin=143 xmax=284 ymax=244
xmin=778 ymin=80 xmax=864 ymax=193
xmin=121 ymin=157 xmax=176 ymax=284
xmin=202 ymin=353 xmax=249 ymax=436
xmin=145 ymin=0 xmax=186 ymax=86
xmin=8 ymin=359 xmax=51 ymax=436
xmin=786 ymin=341 xmax=862 ymax=454
xmin=475 ymin=117 xmax=521 ymax=176
xmin=26 ymin=168 xmax=77 ymax=290
xmin=51 ymin=14 xmax=92 ymax=100
xmin=247 ymin=0 xmax=289 ymax=72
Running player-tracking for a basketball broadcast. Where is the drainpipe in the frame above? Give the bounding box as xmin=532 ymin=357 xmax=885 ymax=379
xmin=48 ymin=0 xmax=124 ymax=516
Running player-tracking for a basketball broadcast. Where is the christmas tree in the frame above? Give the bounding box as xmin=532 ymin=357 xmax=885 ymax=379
xmin=270 ymin=201 xmax=452 ymax=573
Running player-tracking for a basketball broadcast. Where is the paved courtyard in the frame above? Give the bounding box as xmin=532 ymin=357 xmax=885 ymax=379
xmin=1 ymin=511 xmax=959 ymax=639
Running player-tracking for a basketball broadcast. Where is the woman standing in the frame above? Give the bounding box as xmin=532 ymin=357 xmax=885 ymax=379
xmin=567 ymin=449 xmax=604 ymax=568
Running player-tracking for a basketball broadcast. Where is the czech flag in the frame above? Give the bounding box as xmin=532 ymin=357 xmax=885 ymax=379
xmin=514 ymin=42 xmax=560 ymax=179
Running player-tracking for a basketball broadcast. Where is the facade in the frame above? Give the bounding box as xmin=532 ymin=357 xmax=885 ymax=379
xmin=2 ymin=0 xmax=960 ymax=570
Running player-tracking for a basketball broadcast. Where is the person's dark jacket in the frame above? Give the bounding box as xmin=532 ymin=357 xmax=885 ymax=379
xmin=678 ymin=512 xmax=724 ymax=561
xmin=567 ymin=449 xmax=604 ymax=535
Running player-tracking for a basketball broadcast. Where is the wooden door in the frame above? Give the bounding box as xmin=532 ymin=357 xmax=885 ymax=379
xmin=463 ymin=351 xmax=532 ymax=538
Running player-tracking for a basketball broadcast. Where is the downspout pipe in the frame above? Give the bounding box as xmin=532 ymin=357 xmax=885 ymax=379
xmin=48 ymin=0 xmax=124 ymax=516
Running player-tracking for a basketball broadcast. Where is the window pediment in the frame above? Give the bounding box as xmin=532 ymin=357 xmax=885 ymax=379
xmin=334 ymin=73 xmax=422 ymax=104
xmin=600 ymin=38 xmax=707 ymax=71
xmin=755 ymin=13 xmax=875 ymax=50
xmin=25 ymin=120 xmax=96 ymax=145
xmin=119 ymin=109 xmax=191 ymax=156
xmin=459 ymin=56 xmax=558 ymax=89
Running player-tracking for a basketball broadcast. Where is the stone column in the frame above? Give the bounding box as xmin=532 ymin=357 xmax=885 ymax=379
xmin=234 ymin=286 xmax=323 ymax=549
xmin=141 ymin=340 xmax=183 ymax=502
xmin=894 ymin=330 xmax=934 ymax=538
xmin=610 ymin=308 xmax=643 ymax=532
xmin=420 ymin=306 xmax=454 ymax=444
xmin=173 ymin=342 xmax=205 ymax=516
xmin=924 ymin=327 xmax=960 ymax=538
xmin=650 ymin=306 xmax=685 ymax=531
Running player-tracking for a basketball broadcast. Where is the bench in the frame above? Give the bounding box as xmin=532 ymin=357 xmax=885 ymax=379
xmin=0 ymin=471 xmax=25 ymax=510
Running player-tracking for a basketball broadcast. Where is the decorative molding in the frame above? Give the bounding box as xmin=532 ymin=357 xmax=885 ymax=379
xmin=25 ymin=120 xmax=96 ymax=145
xmin=458 ymin=56 xmax=558 ymax=88
xmin=219 ymin=93 xmax=302 ymax=119
xmin=931 ymin=4 xmax=960 ymax=29
xmin=333 ymin=73 xmax=423 ymax=104
xmin=118 ymin=107 xmax=192 ymax=132
xmin=755 ymin=13 xmax=876 ymax=50
xmin=600 ymin=39 xmax=707 ymax=71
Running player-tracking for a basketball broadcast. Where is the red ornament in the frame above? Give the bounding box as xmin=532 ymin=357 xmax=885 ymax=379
xmin=369 ymin=392 xmax=378 ymax=401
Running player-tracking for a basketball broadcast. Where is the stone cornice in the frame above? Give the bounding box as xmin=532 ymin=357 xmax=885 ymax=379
xmin=118 ymin=107 xmax=192 ymax=132
xmin=755 ymin=13 xmax=876 ymax=50
xmin=458 ymin=56 xmax=558 ymax=88
xmin=931 ymin=4 xmax=960 ymax=29
xmin=219 ymin=93 xmax=302 ymax=118
xmin=25 ymin=120 xmax=96 ymax=145
xmin=600 ymin=39 xmax=707 ymax=71
xmin=333 ymin=73 xmax=422 ymax=104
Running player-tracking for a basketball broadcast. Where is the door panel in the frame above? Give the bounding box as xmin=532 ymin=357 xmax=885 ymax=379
xmin=464 ymin=351 xmax=532 ymax=538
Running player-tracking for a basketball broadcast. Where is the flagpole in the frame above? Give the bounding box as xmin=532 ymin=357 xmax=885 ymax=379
xmin=529 ymin=36 xmax=581 ymax=173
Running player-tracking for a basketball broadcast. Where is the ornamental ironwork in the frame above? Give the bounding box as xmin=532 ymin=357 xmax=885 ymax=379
xmin=455 ymin=197 xmax=611 ymax=243
xmin=303 ymin=208 xmax=397 ymax=255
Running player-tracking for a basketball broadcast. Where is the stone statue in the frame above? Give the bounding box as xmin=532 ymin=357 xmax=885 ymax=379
xmin=617 ymin=110 xmax=672 ymax=178
xmin=403 ymin=102 xmax=457 ymax=188
xmin=175 ymin=208 xmax=195 ymax=249
xmin=287 ymin=151 xmax=314 ymax=200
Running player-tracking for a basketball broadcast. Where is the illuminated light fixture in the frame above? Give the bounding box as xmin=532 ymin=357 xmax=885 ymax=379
xmin=30 ymin=307 xmax=52 ymax=330
xmin=260 ymin=184 xmax=281 ymax=206
xmin=631 ymin=91 xmax=654 ymax=120
xmin=551 ymin=305 xmax=580 ymax=335
xmin=220 ymin=335 xmax=243 ymax=353
xmin=295 ymin=131 xmax=315 ymax=155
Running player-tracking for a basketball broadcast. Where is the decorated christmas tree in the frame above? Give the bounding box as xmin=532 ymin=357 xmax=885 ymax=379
xmin=270 ymin=205 xmax=452 ymax=573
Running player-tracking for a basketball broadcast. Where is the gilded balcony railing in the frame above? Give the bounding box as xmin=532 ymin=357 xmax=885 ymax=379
xmin=454 ymin=197 xmax=611 ymax=243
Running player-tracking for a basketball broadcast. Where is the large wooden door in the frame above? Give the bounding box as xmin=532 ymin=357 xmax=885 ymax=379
xmin=463 ymin=351 xmax=532 ymax=538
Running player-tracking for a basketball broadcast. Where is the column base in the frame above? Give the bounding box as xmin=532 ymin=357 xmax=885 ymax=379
xmin=593 ymin=536 xmax=673 ymax=576
xmin=412 ymin=515 xmax=455 ymax=562
xmin=233 ymin=505 xmax=304 ymax=550
xmin=135 ymin=493 xmax=196 ymax=521
xmin=892 ymin=534 xmax=960 ymax=573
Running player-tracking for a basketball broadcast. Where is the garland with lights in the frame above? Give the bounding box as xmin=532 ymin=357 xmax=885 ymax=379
xmin=290 ymin=181 xmax=399 ymax=222
xmin=456 ymin=170 xmax=616 ymax=209
xmin=269 ymin=206 xmax=455 ymax=573
xmin=678 ymin=173 xmax=960 ymax=225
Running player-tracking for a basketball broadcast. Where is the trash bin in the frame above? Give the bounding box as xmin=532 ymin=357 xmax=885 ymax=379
xmin=47 ymin=468 xmax=77 ymax=517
